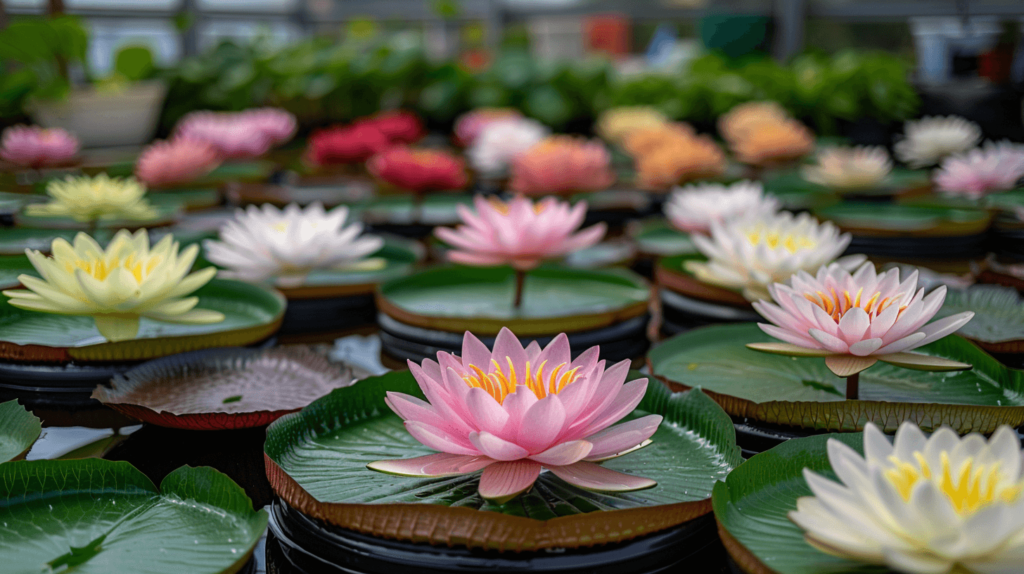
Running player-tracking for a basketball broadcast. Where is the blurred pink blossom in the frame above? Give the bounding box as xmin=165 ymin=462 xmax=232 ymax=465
xmin=0 ymin=125 xmax=79 ymax=169
xmin=135 ymin=138 xmax=221 ymax=188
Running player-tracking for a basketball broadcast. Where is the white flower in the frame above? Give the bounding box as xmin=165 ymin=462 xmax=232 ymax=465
xmin=791 ymin=422 xmax=1024 ymax=574
xmin=664 ymin=180 xmax=780 ymax=234
xmin=2 ymin=230 xmax=223 ymax=342
xmin=467 ymin=118 xmax=549 ymax=175
xmin=803 ymin=146 xmax=893 ymax=191
xmin=204 ymin=202 xmax=385 ymax=287
xmin=894 ymin=116 xmax=982 ymax=168
xmin=686 ymin=211 xmax=861 ymax=301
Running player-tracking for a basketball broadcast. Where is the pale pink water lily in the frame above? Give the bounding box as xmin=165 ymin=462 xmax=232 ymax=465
xmin=665 ymin=180 xmax=780 ymax=234
xmin=174 ymin=108 xmax=296 ymax=159
xmin=454 ymin=108 xmax=522 ymax=147
xmin=933 ymin=141 xmax=1024 ymax=199
xmin=802 ymin=146 xmax=893 ymax=191
xmin=435 ymin=195 xmax=606 ymax=270
xmin=368 ymin=328 xmax=661 ymax=504
xmin=749 ymin=262 xmax=974 ymax=377
xmin=135 ymin=138 xmax=222 ymax=188
xmin=238 ymin=107 xmax=298 ymax=146
xmin=0 ymin=125 xmax=79 ymax=169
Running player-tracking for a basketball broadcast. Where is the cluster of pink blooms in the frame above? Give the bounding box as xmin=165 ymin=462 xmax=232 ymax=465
xmin=933 ymin=141 xmax=1024 ymax=199
xmin=509 ymin=136 xmax=615 ymax=196
xmin=0 ymin=125 xmax=79 ymax=169
xmin=134 ymin=138 xmax=222 ymax=188
xmin=174 ymin=107 xmax=296 ymax=159
xmin=453 ymin=108 xmax=522 ymax=147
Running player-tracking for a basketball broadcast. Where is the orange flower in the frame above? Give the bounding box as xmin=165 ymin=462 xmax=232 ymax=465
xmin=730 ymin=118 xmax=815 ymax=167
xmin=621 ymin=123 xmax=696 ymax=158
xmin=635 ymin=134 xmax=726 ymax=190
xmin=718 ymin=101 xmax=790 ymax=144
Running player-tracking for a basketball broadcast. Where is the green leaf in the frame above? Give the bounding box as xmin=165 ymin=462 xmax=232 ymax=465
xmin=713 ymin=433 xmax=886 ymax=574
xmin=0 ymin=400 xmax=41 ymax=463
xmin=114 ymin=46 xmax=155 ymax=82
xmin=937 ymin=285 xmax=1024 ymax=344
xmin=0 ymin=255 xmax=36 ymax=290
xmin=814 ymin=202 xmax=990 ymax=233
xmin=265 ymin=370 xmax=741 ymax=518
xmin=649 ymin=323 xmax=1024 ymax=432
xmin=0 ymin=460 xmax=268 ymax=574
xmin=631 ymin=221 xmax=698 ymax=257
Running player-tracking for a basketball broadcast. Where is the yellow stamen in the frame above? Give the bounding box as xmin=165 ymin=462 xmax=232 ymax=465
xmin=462 ymin=358 xmax=582 ymax=404
xmin=883 ymin=451 xmax=1023 ymax=516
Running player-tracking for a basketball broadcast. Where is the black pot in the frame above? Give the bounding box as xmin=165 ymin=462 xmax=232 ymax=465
xmin=659 ymin=289 xmax=759 ymax=337
xmin=0 ymin=361 xmax=138 ymax=427
xmin=732 ymin=417 xmax=829 ymax=459
xmin=265 ymin=499 xmax=728 ymax=574
xmin=278 ymin=294 xmax=377 ymax=338
xmin=846 ymin=232 xmax=988 ymax=261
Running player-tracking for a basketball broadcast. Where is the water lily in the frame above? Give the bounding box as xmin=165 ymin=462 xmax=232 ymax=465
xmin=510 ymin=136 xmax=615 ymax=196
xmin=790 ymin=421 xmax=1024 ymax=574
xmin=621 ymin=122 xmax=696 ymax=157
xmin=2 ymin=229 xmax=223 ymax=342
xmin=730 ymin=117 xmax=815 ymax=167
xmin=363 ymin=110 xmax=424 ymax=144
xmin=934 ymin=141 xmax=1024 ymax=199
xmin=435 ymin=194 xmax=606 ymax=269
xmin=368 ymin=328 xmax=661 ymax=504
xmin=0 ymin=125 xmax=79 ymax=169
xmin=174 ymin=109 xmax=293 ymax=159
xmin=803 ymin=146 xmax=893 ymax=191
xmin=454 ymin=108 xmax=522 ymax=147
xmin=718 ymin=101 xmax=790 ymax=144
xmin=665 ymin=180 xmax=780 ymax=234
xmin=204 ymin=202 xmax=384 ymax=287
xmin=687 ymin=211 xmax=858 ymax=301
xmin=238 ymin=107 xmax=297 ymax=146
xmin=895 ymin=115 xmax=982 ymax=168
xmin=134 ymin=138 xmax=221 ymax=188
xmin=305 ymin=123 xmax=391 ymax=167
xmin=595 ymin=106 xmax=669 ymax=146
xmin=368 ymin=146 xmax=468 ymax=192
xmin=25 ymin=174 xmax=158 ymax=223
xmin=467 ymin=117 xmax=548 ymax=175
xmin=749 ymin=262 xmax=974 ymax=378
xmin=635 ymin=134 xmax=727 ymax=190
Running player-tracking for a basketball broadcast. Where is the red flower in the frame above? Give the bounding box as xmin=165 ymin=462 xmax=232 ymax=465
xmin=305 ymin=123 xmax=391 ymax=166
xmin=362 ymin=110 xmax=424 ymax=145
xmin=367 ymin=146 xmax=467 ymax=192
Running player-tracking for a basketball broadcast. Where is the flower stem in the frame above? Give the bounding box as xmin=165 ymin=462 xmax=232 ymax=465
xmin=846 ymin=372 xmax=859 ymax=400
xmin=513 ymin=269 xmax=526 ymax=310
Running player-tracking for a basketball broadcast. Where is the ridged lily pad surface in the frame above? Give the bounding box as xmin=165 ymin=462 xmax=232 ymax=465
xmin=0 ymin=460 xmax=268 ymax=574
xmin=649 ymin=323 xmax=1024 ymax=433
xmin=937 ymin=285 xmax=1024 ymax=346
xmin=713 ymin=433 xmax=884 ymax=574
xmin=264 ymin=370 xmax=742 ymax=550
xmin=0 ymin=400 xmax=41 ymax=462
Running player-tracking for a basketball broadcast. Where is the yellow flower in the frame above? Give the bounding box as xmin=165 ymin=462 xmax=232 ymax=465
xmin=25 ymin=174 xmax=158 ymax=222
xmin=2 ymin=229 xmax=224 ymax=342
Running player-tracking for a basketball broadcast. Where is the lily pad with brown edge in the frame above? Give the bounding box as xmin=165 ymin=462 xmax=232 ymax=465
xmin=263 ymin=369 xmax=743 ymax=551
xmin=935 ymin=284 xmax=1024 ymax=354
xmin=0 ymin=227 xmax=214 ymax=257
xmin=648 ymin=323 xmax=1024 ymax=434
xmin=712 ymin=432 xmax=881 ymax=574
xmin=0 ymin=278 xmax=285 ymax=363
xmin=763 ymin=167 xmax=931 ymax=199
xmin=92 ymin=346 xmax=361 ymax=430
xmin=0 ymin=460 xmax=268 ymax=574
xmin=0 ymin=400 xmax=41 ymax=462
xmin=629 ymin=219 xmax=699 ymax=258
xmin=375 ymin=265 xmax=650 ymax=337
xmin=15 ymin=201 xmax=183 ymax=230
xmin=273 ymin=236 xmax=422 ymax=300
xmin=813 ymin=202 xmax=992 ymax=236
xmin=0 ymin=255 xmax=36 ymax=290
xmin=655 ymin=253 xmax=752 ymax=308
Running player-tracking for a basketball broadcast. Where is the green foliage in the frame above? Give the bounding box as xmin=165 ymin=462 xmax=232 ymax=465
xmin=0 ymin=16 xmax=89 ymax=113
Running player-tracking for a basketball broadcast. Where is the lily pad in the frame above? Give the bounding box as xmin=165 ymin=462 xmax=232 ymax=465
xmin=264 ymin=370 xmax=742 ymax=550
xmin=275 ymin=237 xmax=422 ymax=299
xmin=148 ymin=188 xmax=221 ymax=211
xmin=630 ymin=220 xmax=699 ymax=257
xmin=377 ymin=265 xmax=650 ymax=336
xmin=0 ymin=227 xmax=214 ymax=256
xmin=0 ymin=460 xmax=268 ymax=574
xmin=0 ymin=279 xmax=285 ymax=363
xmin=936 ymin=284 xmax=1024 ymax=353
xmin=0 ymin=400 xmax=41 ymax=462
xmin=713 ymin=433 xmax=883 ymax=574
xmin=0 ymin=255 xmax=36 ymax=290
xmin=655 ymin=253 xmax=751 ymax=308
xmin=355 ymin=193 xmax=474 ymax=226
xmin=92 ymin=346 xmax=359 ymax=430
xmin=226 ymin=181 xmax=374 ymax=208
xmin=196 ymin=160 xmax=276 ymax=185
xmin=764 ymin=167 xmax=930 ymax=198
xmin=648 ymin=323 xmax=1024 ymax=433
xmin=814 ymin=202 xmax=991 ymax=235
xmin=16 ymin=201 xmax=182 ymax=230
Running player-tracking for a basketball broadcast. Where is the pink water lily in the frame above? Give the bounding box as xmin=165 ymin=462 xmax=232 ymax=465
xmin=174 ymin=108 xmax=296 ymax=159
xmin=368 ymin=328 xmax=661 ymax=504
xmin=135 ymin=138 xmax=221 ymax=188
xmin=749 ymin=262 xmax=974 ymax=377
xmin=238 ymin=107 xmax=298 ymax=146
xmin=0 ymin=125 xmax=79 ymax=168
xmin=435 ymin=195 xmax=606 ymax=270
xmin=934 ymin=141 xmax=1024 ymax=199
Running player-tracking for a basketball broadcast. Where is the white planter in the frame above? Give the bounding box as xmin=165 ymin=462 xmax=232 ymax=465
xmin=28 ymin=81 xmax=167 ymax=148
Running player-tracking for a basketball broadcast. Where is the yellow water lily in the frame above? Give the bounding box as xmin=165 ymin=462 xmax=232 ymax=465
xmin=25 ymin=174 xmax=158 ymax=222
xmin=2 ymin=229 xmax=224 ymax=342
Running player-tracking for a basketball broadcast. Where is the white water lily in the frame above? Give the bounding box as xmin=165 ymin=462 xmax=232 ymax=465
xmin=687 ymin=211 xmax=861 ymax=301
xmin=894 ymin=116 xmax=982 ymax=168
xmin=791 ymin=422 xmax=1024 ymax=574
xmin=204 ymin=202 xmax=385 ymax=287
xmin=664 ymin=180 xmax=780 ymax=234
xmin=25 ymin=174 xmax=158 ymax=223
xmin=803 ymin=146 xmax=893 ymax=191
xmin=2 ymin=230 xmax=223 ymax=342
xmin=467 ymin=118 xmax=549 ymax=175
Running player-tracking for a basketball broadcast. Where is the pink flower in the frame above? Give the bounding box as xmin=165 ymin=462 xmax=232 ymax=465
xmin=749 ymin=262 xmax=974 ymax=377
xmin=362 ymin=110 xmax=425 ymax=144
xmin=305 ymin=123 xmax=391 ymax=166
xmin=367 ymin=146 xmax=467 ymax=192
xmin=510 ymin=136 xmax=615 ymax=196
xmin=174 ymin=109 xmax=294 ymax=159
xmin=0 ymin=125 xmax=79 ymax=168
xmin=368 ymin=328 xmax=661 ymax=503
xmin=239 ymin=107 xmax=297 ymax=146
xmin=134 ymin=138 xmax=221 ymax=188
xmin=454 ymin=108 xmax=522 ymax=147
xmin=934 ymin=141 xmax=1024 ymax=199
xmin=436 ymin=195 xmax=607 ymax=270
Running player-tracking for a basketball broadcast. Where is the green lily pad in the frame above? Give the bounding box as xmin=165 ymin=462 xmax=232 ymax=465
xmin=354 ymin=193 xmax=474 ymax=225
xmin=291 ymin=237 xmax=421 ymax=289
xmin=0 ymin=278 xmax=285 ymax=362
xmin=899 ymin=188 xmax=1024 ymax=214
xmin=630 ymin=220 xmax=698 ymax=257
xmin=0 ymin=227 xmax=213 ymax=256
xmin=0 ymin=255 xmax=36 ymax=290
xmin=377 ymin=265 xmax=650 ymax=335
xmin=195 ymin=160 xmax=275 ymax=185
xmin=16 ymin=201 xmax=182 ymax=230
xmin=814 ymin=202 xmax=990 ymax=234
xmin=0 ymin=400 xmax=41 ymax=462
xmin=764 ymin=167 xmax=929 ymax=197
xmin=264 ymin=369 xmax=742 ymax=550
xmin=0 ymin=460 xmax=268 ymax=574
xmin=648 ymin=323 xmax=1024 ymax=433
xmin=148 ymin=188 xmax=221 ymax=211
xmin=936 ymin=285 xmax=1024 ymax=346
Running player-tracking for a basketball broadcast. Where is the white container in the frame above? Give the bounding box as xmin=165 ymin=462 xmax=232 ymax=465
xmin=28 ymin=80 xmax=167 ymax=149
